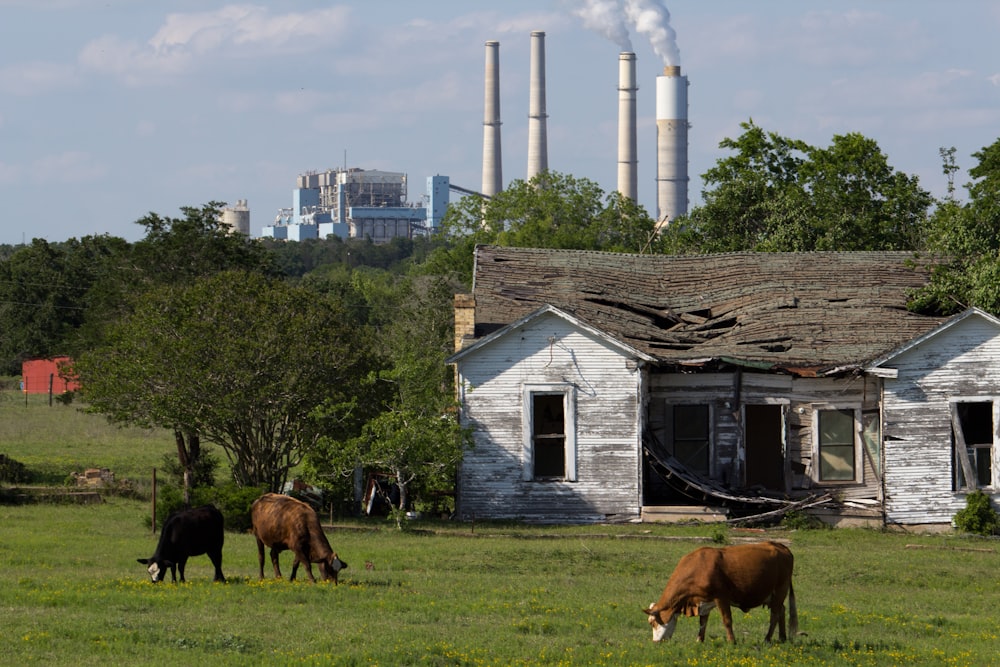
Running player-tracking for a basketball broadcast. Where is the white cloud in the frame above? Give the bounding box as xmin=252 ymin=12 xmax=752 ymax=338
xmin=79 ymin=4 xmax=353 ymax=85
xmin=29 ymin=152 xmax=107 ymax=184
xmin=0 ymin=61 xmax=79 ymax=95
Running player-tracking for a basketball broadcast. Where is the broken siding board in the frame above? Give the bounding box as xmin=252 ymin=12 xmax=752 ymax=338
xmin=455 ymin=313 xmax=642 ymax=521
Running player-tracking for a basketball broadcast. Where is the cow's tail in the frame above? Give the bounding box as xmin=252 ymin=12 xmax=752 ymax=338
xmin=788 ymin=579 xmax=799 ymax=637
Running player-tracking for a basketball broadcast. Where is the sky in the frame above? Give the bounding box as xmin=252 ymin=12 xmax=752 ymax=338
xmin=2 ymin=0 xmax=999 ymax=245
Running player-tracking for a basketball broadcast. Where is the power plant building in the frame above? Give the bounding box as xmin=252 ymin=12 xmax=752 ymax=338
xmin=262 ymin=168 xmax=450 ymax=243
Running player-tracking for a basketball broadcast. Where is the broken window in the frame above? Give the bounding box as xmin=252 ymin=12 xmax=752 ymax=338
xmin=817 ymin=407 xmax=859 ymax=482
xmin=666 ymin=404 xmax=710 ymax=476
xmin=523 ymin=386 xmax=577 ymax=482
xmin=952 ymin=401 xmax=994 ymax=490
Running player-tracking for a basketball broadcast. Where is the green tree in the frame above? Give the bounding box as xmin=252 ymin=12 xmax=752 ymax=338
xmin=425 ymin=171 xmax=658 ymax=286
xmin=0 ymin=235 xmax=129 ymax=374
xmin=128 ymin=202 xmax=278 ymax=288
xmin=661 ymin=121 xmax=932 ymax=253
xmin=912 ymin=138 xmax=1000 ymax=315
xmin=306 ymin=270 xmax=469 ymax=522
xmin=76 ymin=270 xmax=373 ymax=495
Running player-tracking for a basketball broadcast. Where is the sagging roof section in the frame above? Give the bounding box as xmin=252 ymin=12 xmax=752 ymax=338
xmin=470 ymin=246 xmax=945 ymax=375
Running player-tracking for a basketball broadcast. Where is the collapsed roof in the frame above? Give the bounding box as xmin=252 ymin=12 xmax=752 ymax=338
xmin=470 ymin=245 xmax=945 ymax=376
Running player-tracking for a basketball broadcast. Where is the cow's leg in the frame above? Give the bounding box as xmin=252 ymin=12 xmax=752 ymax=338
xmin=209 ymin=549 xmax=226 ymax=583
xmin=289 ymin=557 xmax=299 ymax=582
xmin=177 ymin=557 xmax=187 ymax=583
xmin=255 ymin=538 xmax=266 ymax=579
xmin=765 ymin=601 xmax=787 ymax=642
xmin=716 ymin=601 xmax=736 ymax=642
xmin=270 ymin=547 xmax=283 ymax=579
xmin=696 ymin=601 xmax=716 ymax=642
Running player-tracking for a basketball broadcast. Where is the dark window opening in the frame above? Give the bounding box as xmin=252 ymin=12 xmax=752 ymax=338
xmin=671 ymin=404 xmax=710 ymax=476
xmin=533 ymin=394 xmax=565 ymax=478
xmin=954 ymin=401 xmax=993 ymax=490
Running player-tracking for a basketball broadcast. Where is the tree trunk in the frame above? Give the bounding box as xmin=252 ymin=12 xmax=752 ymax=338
xmin=174 ymin=429 xmax=201 ymax=506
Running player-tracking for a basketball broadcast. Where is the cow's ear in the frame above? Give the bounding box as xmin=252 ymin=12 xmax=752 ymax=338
xmin=137 ymin=558 xmax=149 ymax=564
xmin=641 ymin=606 xmax=656 ymax=615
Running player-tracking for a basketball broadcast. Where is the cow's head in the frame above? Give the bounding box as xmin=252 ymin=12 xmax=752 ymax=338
xmin=321 ymin=552 xmax=347 ymax=584
xmin=643 ymin=605 xmax=678 ymax=642
xmin=137 ymin=558 xmax=173 ymax=583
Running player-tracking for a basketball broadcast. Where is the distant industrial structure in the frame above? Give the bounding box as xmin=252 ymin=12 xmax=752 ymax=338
xmin=219 ymin=199 xmax=250 ymax=235
xmin=261 ymin=168 xmax=451 ymax=243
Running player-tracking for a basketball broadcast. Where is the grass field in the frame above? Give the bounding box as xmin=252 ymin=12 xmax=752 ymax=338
xmin=1 ymin=393 xmax=999 ymax=665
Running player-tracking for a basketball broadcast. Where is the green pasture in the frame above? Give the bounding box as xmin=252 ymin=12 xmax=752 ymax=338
xmin=1 ymin=393 xmax=999 ymax=665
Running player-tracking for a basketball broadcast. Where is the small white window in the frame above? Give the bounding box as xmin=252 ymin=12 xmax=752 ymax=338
xmin=522 ymin=385 xmax=577 ymax=481
xmin=814 ymin=406 xmax=862 ymax=483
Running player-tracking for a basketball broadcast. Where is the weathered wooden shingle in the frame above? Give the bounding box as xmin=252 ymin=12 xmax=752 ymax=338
xmin=471 ymin=245 xmax=944 ymax=374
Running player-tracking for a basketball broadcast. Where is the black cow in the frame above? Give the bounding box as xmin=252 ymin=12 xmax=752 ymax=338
xmin=137 ymin=505 xmax=226 ymax=583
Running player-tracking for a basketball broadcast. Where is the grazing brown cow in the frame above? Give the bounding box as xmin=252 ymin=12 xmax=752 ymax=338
xmin=642 ymin=541 xmax=797 ymax=643
xmin=250 ymin=493 xmax=347 ymax=584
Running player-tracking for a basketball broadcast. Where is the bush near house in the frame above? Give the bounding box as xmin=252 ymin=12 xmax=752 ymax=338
xmin=953 ymin=489 xmax=1000 ymax=535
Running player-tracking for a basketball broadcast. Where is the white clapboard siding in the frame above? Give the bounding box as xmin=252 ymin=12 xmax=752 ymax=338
xmin=882 ymin=315 xmax=1000 ymax=525
xmin=455 ymin=311 xmax=642 ymax=521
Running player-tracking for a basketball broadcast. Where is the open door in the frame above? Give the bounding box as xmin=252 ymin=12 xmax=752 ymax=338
xmin=744 ymin=404 xmax=784 ymax=491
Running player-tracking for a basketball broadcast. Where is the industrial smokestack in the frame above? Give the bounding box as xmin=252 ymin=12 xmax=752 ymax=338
xmin=617 ymin=52 xmax=638 ymax=203
xmin=526 ymin=30 xmax=548 ymax=181
xmin=655 ymin=64 xmax=688 ymax=227
xmin=482 ymin=40 xmax=502 ymax=198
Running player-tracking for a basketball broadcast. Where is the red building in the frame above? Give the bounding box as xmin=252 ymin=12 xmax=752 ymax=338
xmin=21 ymin=357 xmax=80 ymax=394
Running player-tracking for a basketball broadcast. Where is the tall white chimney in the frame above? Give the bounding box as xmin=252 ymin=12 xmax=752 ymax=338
xmin=617 ymin=52 xmax=638 ymax=203
xmin=655 ymin=65 xmax=688 ymax=227
xmin=482 ymin=41 xmax=502 ymax=198
xmin=526 ymin=30 xmax=548 ymax=182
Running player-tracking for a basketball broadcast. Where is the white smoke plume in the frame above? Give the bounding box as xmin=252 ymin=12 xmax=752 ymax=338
xmin=624 ymin=0 xmax=680 ymax=66
xmin=571 ymin=0 xmax=633 ymax=51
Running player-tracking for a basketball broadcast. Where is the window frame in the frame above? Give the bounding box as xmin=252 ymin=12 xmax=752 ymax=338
xmin=664 ymin=402 xmax=712 ymax=477
xmin=950 ymin=398 xmax=998 ymax=492
xmin=522 ymin=384 xmax=577 ymax=482
xmin=812 ymin=404 xmax=863 ymax=484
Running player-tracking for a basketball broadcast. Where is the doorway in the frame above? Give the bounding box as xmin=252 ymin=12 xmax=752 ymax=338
xmin=744 ymin=404 xmax=784 ymax=491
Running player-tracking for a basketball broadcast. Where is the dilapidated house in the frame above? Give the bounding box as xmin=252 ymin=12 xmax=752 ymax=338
xmin=447 ymin=246 xmax=1000 ymax=529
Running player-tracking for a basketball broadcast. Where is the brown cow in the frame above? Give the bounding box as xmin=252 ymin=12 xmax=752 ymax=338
xmin=250 ymin=493 xmax=347 ymax=584
xmin=642 ymin=541 xmax=797 ymax=643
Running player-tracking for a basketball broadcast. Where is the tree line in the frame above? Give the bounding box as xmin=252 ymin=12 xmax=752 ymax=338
xmin=2 ymin=124 xmax=999 ymax=515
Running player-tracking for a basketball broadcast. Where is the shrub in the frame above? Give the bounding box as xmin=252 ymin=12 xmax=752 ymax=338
xmin=781 ymin=509 xmax=829 ymax=530
xmin=152 ymin=482 xmax=266 ymax=533
xmin=0 ymin=454 xmax=30 ymax=484
xmin=159 ymin=450 xmax=220 ymax=489
xmin=953 ymin=490 xmax=1000 ymax=536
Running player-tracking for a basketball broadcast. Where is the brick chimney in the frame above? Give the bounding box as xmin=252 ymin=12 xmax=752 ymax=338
xmin=453 ymin=294 xmax=476 ymax=352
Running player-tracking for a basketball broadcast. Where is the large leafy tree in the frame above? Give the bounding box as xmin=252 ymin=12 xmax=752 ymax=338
xmin=425 ymin=171 xmax=659 ymax=286
xmin=76 ymin=270 xmax=374 ymax=495
xmin=0 ymin=235 xmax=129 ymax=374
xmin=661 ymin=121 xmax=932 ymax=253
xmin=306 ymin=270 xmax=470 ymax=522
xmin=912 ymin=138 xmax=1000 ymax=315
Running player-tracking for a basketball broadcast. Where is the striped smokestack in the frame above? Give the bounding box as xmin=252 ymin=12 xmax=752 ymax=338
xmin=526 ymin=30 xmax=548 ymax=181
xmin=481 ymin=40 xmax=502 ymax=198
xmin=655 ymin=65 xmax=688 ymax=227
xmin=617 ymin=52 xmax=638 ymax=203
